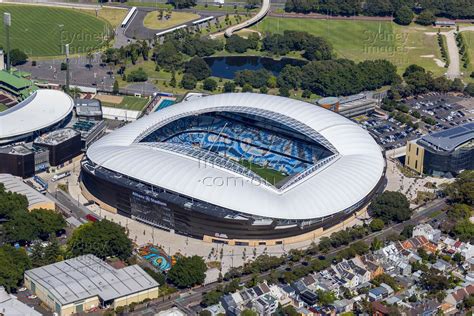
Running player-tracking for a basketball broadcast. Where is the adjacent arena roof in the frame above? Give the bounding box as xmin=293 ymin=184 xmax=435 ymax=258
xmin=87 ymin=93 xmax=384 ymax=220
xmin=0 ymin=90 xmax=74 ymax=143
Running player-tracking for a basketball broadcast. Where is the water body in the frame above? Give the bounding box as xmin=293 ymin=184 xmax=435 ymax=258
xmin=204 ymin=56 xmax=307 ymax=79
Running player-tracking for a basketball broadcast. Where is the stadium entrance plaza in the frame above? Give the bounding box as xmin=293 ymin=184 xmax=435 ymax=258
xmin=60 ymin=156 xmax=450 ymax=278
xmin=66 ymin=173 xmax=366 ymax=276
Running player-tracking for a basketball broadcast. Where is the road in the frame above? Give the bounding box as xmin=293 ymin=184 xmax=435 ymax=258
xmin=223 ymin=0 xmax=270 ymax=37
xmin=441 ymin=25 xmax=474 ymax=79
xmin=130 ymin=198 xmax=447 ymax=314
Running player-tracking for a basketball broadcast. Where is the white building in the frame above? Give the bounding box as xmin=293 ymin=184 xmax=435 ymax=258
xmin=0 ymin=286 xmax=42 ymax=316
xmin=413 ymin=224 xmax=441 ymax=242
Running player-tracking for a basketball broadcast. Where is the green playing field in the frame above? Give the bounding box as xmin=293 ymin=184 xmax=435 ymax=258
xmin=0 ymin=5 xmax=111 ymax=57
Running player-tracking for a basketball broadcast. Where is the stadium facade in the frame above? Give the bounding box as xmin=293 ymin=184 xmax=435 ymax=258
xmin=81 ymin=94 xmax=385 ymax=245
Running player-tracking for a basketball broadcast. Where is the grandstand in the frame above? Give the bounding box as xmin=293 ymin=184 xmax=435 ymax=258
xmin=141 ymin=112 xmax=333 ymax=185
xmin=0 ymin=70 xmax=36 ymax=103
xmin=82 ymin=94 xmax=385 ymax=244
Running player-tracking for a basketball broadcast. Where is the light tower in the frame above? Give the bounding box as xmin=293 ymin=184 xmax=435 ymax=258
xmin=4 ymin=12 xmax=11 ymax=72
xmin=65 ymin=43 xmax=70 ymax=92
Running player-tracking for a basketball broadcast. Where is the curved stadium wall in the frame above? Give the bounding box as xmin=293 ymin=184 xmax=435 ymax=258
xmin=81 ymin=94 xmax=386 ymax=244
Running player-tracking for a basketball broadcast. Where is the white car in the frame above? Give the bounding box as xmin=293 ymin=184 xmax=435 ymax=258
xmin=18 ymin=287 xmax=27 ymax=292
xmin=27 ymin=295 xmax=37 ymax=299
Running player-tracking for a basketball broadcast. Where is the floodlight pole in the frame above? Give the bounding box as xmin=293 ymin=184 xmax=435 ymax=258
xmin=65 ymin=43 xmax=70 ymax=92
xmin=4 ymin=13 xmax=11 ymax=72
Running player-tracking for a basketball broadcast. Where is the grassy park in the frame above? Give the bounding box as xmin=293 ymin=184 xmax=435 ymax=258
xmin=143 ymin=11 xmax=200 ymax=29
xmin=79 ymin=7 xmax=128 ymax=28
xmin=0 ymin=104 xmax=8 ymax=112
xmin=0 ymin=4 xmax=111 ymax=57
xmin=463 ymin=31 xmax=474 ymax=82
xmin=96 ymin=95 xmax=149 ymax=111
xmin=253 ymin=18 xmax=446 ymax=76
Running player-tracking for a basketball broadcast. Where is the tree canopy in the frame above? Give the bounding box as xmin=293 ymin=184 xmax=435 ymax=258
xmin=368 ymin=191 xmax=411 ymax=223
xmin=0 ymin=245 xmax=31 ymax=293
xmin=185 ymin=56 xmax=211 ymax=81
xmin=168 ymin=255 xmax=207 ymax=288
xmin=67 ymin=219 xmax=133 ymax=260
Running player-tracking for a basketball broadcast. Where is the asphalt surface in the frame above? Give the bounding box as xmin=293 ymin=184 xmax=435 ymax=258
xmin=125 ymin=7 xmax=223 ymax=40
xmin=129 ymin=198 xmax=447 ymax=314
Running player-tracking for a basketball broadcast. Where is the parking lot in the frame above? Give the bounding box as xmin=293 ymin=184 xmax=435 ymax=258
xmin=358 ymin=93 xmax=474 ymax=150
xmin=14 ymin=287 xmax=52 ymax=316
xmin=357 ymin=113 xmax=422 ymax=150
xmin=406 ymin=93 xmax=474 ymax=132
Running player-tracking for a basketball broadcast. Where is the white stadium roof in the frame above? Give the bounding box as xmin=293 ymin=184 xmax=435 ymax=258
xmin=0 ymin=89 xmax=74 ymax=142
xmin=87 ymin=93 xmax=385 ymax=220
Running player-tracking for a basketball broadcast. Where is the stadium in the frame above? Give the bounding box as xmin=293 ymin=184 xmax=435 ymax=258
xmin=81 ymin=94 xmax=385 ymax=245
xmin=0 ymin=89 xmax=74 ymax=145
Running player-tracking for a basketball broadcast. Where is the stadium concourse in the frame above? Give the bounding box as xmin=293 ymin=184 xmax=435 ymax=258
xmin=80 ymin=93 xmax=386 ymax=246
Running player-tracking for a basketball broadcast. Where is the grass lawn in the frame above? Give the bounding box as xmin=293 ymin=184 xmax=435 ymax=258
xmin=238 ymin=160 xmax=288 ymax=185
xmin=463 ymin=31 xmax=474 ymax=82
xmin=253 ymin=18 xmax=446 ymax=76
xmin=0 ymin=103 xmax=8 ymax=112
xmin=200 ymin=14 xmax=252 ymax=36
xmin=102 ymin=96 xmax=149 ymax=111
xmin=0 ymin=4 xmax=110 ymax=57
xmin=79 ymin=7 xmax=128 ymax=28
xmin=143 ymin=11 xmax=200 ymax=29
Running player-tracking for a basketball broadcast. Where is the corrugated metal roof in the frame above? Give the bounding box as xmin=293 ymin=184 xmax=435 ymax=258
xmin=25 ymin=255 xmax=159 ymax=306
xmin=0 ymin=173 xmax=52 ymax=208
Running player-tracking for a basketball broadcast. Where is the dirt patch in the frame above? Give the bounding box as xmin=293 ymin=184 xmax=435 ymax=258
xmin=95 ymin=94 xmax=124 ymax=104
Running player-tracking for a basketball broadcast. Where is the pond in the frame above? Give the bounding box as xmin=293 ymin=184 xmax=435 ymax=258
xmin=204 ymin=56 xmax=307 ymax=79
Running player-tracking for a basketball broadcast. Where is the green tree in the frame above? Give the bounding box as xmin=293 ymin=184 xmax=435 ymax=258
xmin=126 ymin=68 xmax=148 ymax=82
xmin=223 ymin=81 xmax=236 ymax=92
xmin=317 ymin=290 xmax=336 ymax=305
xmin=8 ymin=49 xmax=28 ymax=66
xmin=416 ymin=10 xmax=436 ymax=26
xmin=0 ymin=245 xmax=31 ymax=292
xmin=30 ymin=209 xmax=66 ymax=237
xmin=201 ymin=289 xmax=222 ymax=307
xmin=67 ymin=219 xmax=133 ymax=260
xmin=279 ymin=86 xmax=290 ymax=97
xmin=371 ymin=237 xmax=383 ymax=251
xmin=369 ymin=218 xmax=385 ymax=231
xmin=465 ymin=83 xmax=474 ymax=96
xmin=368 ymin=191 xmax=411 ymax=223
xmin=394 ymin=6 xmax=414 ymax=25
xmin=185 ymin=57 xmax=211 ymax=81
xmin=443 ymin=170 xmax=473 ymax=205
xmin=169 ymin=0 xmax=196 ymax=8
xmin=168 ymin=255 xmax=207 ymax=288
xmin=181 ymin=73 xmax=197 ymax=90
xmin=241 ymin=310 xmax=258 ymax=316
xmin=203 ymin=78 xmax=217 ymax=91
xmin=113 ymin=80 xmax=119 ymax=94
xmin=242 ymin=83 xmax=253 ymax=92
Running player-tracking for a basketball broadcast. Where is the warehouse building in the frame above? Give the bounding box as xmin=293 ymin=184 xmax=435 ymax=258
xmin=24 ymin=255 xmax=160 ymax=316
xmin=0 ymin=173 xmax=55 ymax=210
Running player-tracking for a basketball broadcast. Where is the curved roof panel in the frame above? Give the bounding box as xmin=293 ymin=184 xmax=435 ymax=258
xmin=87 ymin=93 xmax=385 ymax=220
xmin=0 ymin=90 xmax=74 ymax=141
